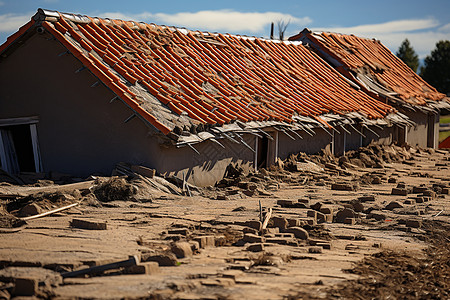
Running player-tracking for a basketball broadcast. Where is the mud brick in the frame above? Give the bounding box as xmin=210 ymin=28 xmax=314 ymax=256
xmin=13 ymin=278 xmax=37 ymax=296
xmin=171 ymin=242 xmax=193 ymax=258
xmin=271 ymin=216 xmax=288 ymax=230
xmin=242 ymin=233 xmax=265 ymax=244
xmin=391 ymin=188 xmax=408 ymax=196
xmin=164 ymin=234 xmax=183 ymax=241
xmin=193 ymin=236 xmax=215 ymax=248
xmin=217 ymin=194 xmax=229 ymax=200
xmin=412 ymin=186 xmax=428 ymax=194
xmin=244 ymin=220 xmax=262 ymax=231
xmin=226 ymin=188 xmax=240 ymax=195
xmin=310 ymin=202 xmax=322 ymax=211
xmin=406 ymin=220 xmax=422 ymax=228
xmin=303 ymin=218 xmax=316 ymax=226
xmin=442 ymin=187 xmax=449 ymax=194
xmin=287 ymin=218 xmax=300 ymax=227
xmin=283 ymin=227 xmax=309 ymax=240
xmin=168 ymin=228 xmax=190 ymax=236
xmin=247 ymin=183 xmax=258 ymax=191
xmin=237 ymin=182 xmax=250 ymax=189
xmin=277 ymin=199 xmax=296 ymax=207
xmin=372 ymin=243 xmax=382 ymax=248
xmin=358 ymin=195 xmax=376 ymax=202
xmin=331 ymin=183 xmax=354 ymax=191
xmin=70 ymin=219 xmax=107 ymax=230
xmin=308 ymin=247 xmax=322 ymax=254
xmin=131 ymin=165 xmax=155 ymax=178
xmin=246 ymin=243 xmax=265 ymax=252
xmin=125 ymin=262 xmax=159 ymax=274
xmin=243 ymin=227 xmax=259 ymax=235
xmin=344 ymin=218 xmax=356 ymax=225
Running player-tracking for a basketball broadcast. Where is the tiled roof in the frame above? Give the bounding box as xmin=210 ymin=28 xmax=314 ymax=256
xmin=290 ymin=30 xmax=446 ymax=106
xmin=1 ymin=10 xmax=395 ymax=136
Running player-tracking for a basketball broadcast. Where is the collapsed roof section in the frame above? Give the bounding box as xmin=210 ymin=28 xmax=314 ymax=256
xmin=290 ymin=29 xmax=449 ymax=111
xmin=1 ymin=9 xmax=404 ymax=147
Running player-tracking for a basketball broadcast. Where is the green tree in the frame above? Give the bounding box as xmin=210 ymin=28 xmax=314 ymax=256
xmin=420 ymin=40 xmax=450 ymax=94
xmin=396 ymin=39 xmax=419 ymax=72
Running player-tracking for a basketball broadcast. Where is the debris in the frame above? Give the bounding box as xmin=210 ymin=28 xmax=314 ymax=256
xmin=70 ymin=218 xmax=107 ymax=230
xmin=21 ymin=202 xmax=81 ymax=221
xmin=61 ymin=256 xmax=139 ymax=278
xmin=93 ymin=177 xmax=136 ymax=202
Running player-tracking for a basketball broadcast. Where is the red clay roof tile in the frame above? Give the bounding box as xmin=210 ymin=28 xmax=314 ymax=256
xmin=295 ymin=30 xmax=445 ymax=105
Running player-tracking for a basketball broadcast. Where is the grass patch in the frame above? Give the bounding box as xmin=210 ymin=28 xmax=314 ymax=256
xmin=440 ymin=115 xmax=450 ymax=124
xmin=439 ymin=130 xmax=450 ymax=143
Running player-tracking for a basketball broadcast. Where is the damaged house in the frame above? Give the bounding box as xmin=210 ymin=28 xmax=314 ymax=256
xmin=289 ymin=29 xmax=449 ymax=149
xmin=0 ymin=9 xmax=434 ymax=186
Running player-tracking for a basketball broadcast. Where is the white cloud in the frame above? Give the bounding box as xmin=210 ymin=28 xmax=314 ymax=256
xmin=312 ymin=18 xmax=450 ymax=59
xmin=99 ymin=10 xmax=311 ymax=34
xmin=0 ymin=1 xmax=5 ymax=6
xmin=0 ymin=13 xmax=32 ymax=33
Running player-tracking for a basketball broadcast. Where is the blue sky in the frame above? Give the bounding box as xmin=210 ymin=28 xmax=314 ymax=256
xmin=0 ymin=0 xmax=449 ymax=58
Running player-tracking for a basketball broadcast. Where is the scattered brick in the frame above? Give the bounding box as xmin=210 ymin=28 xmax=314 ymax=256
xmin=141 ymin=253 xmax=177 ymax=266
xmin=406 ymin=220 xmax=422 ymax=228
xmin=391 ymin=188 xmax=408 ymax=196
xmin=246 ymin=243 xmax=265 ymax=252
xmin=171 ymin=242 xmax=193 ymax=258
xmin=344 ymin=218 xmax=356 ymax=225
xmin=335 ymin=208 xmax=356 ymax=223
xmin=308 ymin=247 xmax=322 ymax=254
xmin=193 ymin=236 xmax=215 ymax=248
xmin=13 ymin=278 xmax=37 ymax=296
xmin=385 ymin=201 xmax=404 ymax=210
xmin=243 ymin=220 xmax=262 ymax=231
xmin=125 ymin=262 xmax=159 ymax=274
xmin=331 ymin=183 xmax=355 ymax=191
xmin=271 ymin=216 xmax=288 ymax=230
xmin=70 ymin=219 xmax=107 ymax=230
xmin=242 ymin=233 xmax=265 ymax=244
xmin=168 ymin=228 xmax=190 ymax=236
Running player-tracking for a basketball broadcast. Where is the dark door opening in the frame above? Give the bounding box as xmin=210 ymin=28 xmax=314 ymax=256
xmin=257 ymin=136 xmax=268 ymax=169
xmin=0 ymin=123 xmax=41 ymax=174
xmin=427 ymin=113 xmax=436 ymax=148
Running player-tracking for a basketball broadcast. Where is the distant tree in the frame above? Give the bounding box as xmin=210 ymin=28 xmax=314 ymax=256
xmin=420 ymin=40 xmax=450 ymax=94
xmin=396 ymin=39 xmax=419 ymax=72
xmin=277 ymin=19 xmax=290 ymax=40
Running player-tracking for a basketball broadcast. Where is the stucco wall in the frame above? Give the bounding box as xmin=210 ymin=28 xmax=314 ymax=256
xmin=0 ymin=31 xmax=255 ymax=185
xmin=362 ymin=125 xmax=394 ymax=146
xmin=277 ymin=128 xmax=332 ymax=159
xmin=403 ymin=111 xmax=428 ymax=147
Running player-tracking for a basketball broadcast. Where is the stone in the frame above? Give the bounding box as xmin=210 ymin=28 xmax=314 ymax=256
xmin=70 ymin=219 xmax=107 ymax=230
xmin=168 ymin=228 xmax=190 ymax=236
xmin=193 ymin=236 xmax=215 ymax=248
xmin=316 ymin=212 xmax=326 ymax=224
xmin=391 ymin=188 xmax=408 ymax=196
xmin=189 ymin=241 xmax=200 ymax=252
xmin=412 ymin=186 xmax=428 ymax=194
xmin=372 ymin=243 xmax=382 ymax=248
xmin=358 ymin=195 xmax=376 ymax=202
xmin=422 ymin=190 xmax=436 ymax=199
xmin=243 ymin=227 xmax=259 ymax=235
xmin=404 ymin=199 xmax=415 ymax=205
xmin=298 ymin=198 xmax=310 ymax=205
xmin=366 ymin=211 xmax=386 ymax=221
xmin=308 ymin=247 xmax=322 ymax=254
xmin=271 ymin=217 xmax=288 ymax=230
xmin=350 ymin=201 xmax=364 ymax=212
xmin=442 ymin=187 xmax=449 ymax=194
xmin=221 ymin=270 xmax=244 ymax=280
xmin=141 ymin=253 xmax=177 ymax=266
xmin=277 ymin=199 xmax=296 ymax=207
xmin=310 ymin=202 xmax=322 ymax=211
xmin=388 ymin=177 xmax=397 ymax=183
xmin=13 ymin=278 xmax=37 ymax=296
xmin=331 ymin=183 xmax=354 ymax=191
xmin=283 ymin=227 xmax=309 ymax=240
xmin=385 ymin=201 xmax=404 ymax=210
xmin=287 ymin=218 xmax=300 ymax=227
xmin=242 ymin=190 xmax=255 ymax=197
xmin=345 ymin=244 xmax=359 ymax=251
xmin=246 ymin=243 xmax=265 ymax=252
xmin=344 ymin=218 xmax=356 ymax=225
xmin=406 ymin=220 xmax=422 ymax=228
xmin=315 ymin=242 xmax=331 ymax=249
xmin=266 ymin=237 xmax=298 ymax=246
xmin=171 ymin=242 xmax=193 ymax=258
xmin=242 ymin=233 xmax=265 ymax=244
xmin=216 ymin=194 xmax=229 ymax=201
xmin=335 ymin=208 xmax=356 ymax=223
xmin=262 ymin=227 xmax=279 ymax=235
xmin=307 ymin=210 xmax=317 ymax=221
xmin=319 ymin=206 xmax=333 ymax=215
xmin=18 ymin=203 xmax=42 ymax=217
xmin=397 ymin=183 xmax=406 ymax=189
xmin=125 ymin=262 xmax=159 ymax=274
xmin=244 ymin=220 xmax=262 ymax=231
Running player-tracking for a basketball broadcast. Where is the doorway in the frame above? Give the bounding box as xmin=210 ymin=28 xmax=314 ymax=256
xmin=0 ymin=117 xmax=42 ymax=174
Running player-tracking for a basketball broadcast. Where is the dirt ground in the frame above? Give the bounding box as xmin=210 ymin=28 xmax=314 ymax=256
xmin=0 ymin=144 xmax=449 ymax=299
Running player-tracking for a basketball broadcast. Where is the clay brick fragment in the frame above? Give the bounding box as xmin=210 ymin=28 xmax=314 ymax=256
xmin=70 ymin=219 xmax=107 ymax=230
xmin=171 ymin=242 xmax=193 ymax=258
xmin=13 ymin=278 xmax=37 ymax=296
xmin=193 ymin=236 xmax=215 ymax=248
xmin=391 ymin=188 xmax=408 ymax=196
xmin=308 ymin=247 xmax=322 ymax=254
xmin=271 ymin=216 xmax=288 ymax=230
xmin=246 ymin=243 xmax=265 ymax=252
xmin=405 ymin=220 xmax=422 ymax=228
xmin=283 ymin=227 xmax=309 ymax=240
xmin=125 ymin=262 xmax=159 ymax=274
xmin=242 ymin=233 xmax=265 ymax=244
